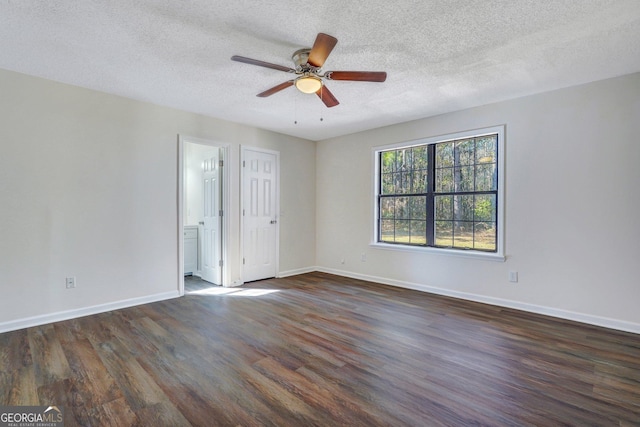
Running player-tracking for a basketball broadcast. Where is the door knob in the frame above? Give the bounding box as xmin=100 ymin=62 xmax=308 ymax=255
xmin=270 ymin=220 xmax=277 ymax=224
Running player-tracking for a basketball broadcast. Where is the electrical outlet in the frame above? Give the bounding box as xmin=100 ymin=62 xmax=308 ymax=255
xmin=65 ymin=277 xmax=76 ymax=289
xmin=340 ymin=258 xmax=345 ymax=264
xmin=509 ymin=271 xmax=518 ymax=283
xmin=360 ymin=253 xmax=367 ymax=262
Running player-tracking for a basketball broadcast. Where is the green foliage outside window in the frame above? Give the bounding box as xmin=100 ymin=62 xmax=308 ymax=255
xmin=378 ymin=134 xmax=498 ymax=252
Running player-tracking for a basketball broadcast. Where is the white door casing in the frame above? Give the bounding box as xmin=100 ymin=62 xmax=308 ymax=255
xmin=242 ymin=148 xmax=278 ymax=282
xmin=201 ymin=149 xmax=222 ymax=285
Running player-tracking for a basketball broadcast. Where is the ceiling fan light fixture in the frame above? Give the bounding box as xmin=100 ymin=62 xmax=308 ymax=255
xmin=295 ymin=75 xmax=322 ymax=94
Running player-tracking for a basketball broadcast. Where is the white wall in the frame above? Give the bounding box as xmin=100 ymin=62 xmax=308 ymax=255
xmin=316 ymin=72 xmax=640 ymax=332
xmin=184 ymin=142 xmax=211 ymax=227
xmin=2 ymin=65 xmax=638 ymax=334
xmin=0 ymin=68 xmax=316 ymax=331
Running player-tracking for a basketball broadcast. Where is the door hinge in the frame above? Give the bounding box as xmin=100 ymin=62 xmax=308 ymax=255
xmin=242 ymin=209 xmax=245 ymax=216
xmin=219 ymin=209 xmax=223 ymax=217
xmin=219 ymin=160 xmax=224 ymax=167
xmin=243 ymin=258 xmax=245 ymax=265
xmin=219 ymin=260 xmax=223 ymax=267
xmin=242 ymin=160 xmax=245 ymax=167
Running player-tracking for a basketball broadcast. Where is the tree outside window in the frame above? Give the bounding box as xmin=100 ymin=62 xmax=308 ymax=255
xmin=378 ymin=133 xmax=498 ymax=252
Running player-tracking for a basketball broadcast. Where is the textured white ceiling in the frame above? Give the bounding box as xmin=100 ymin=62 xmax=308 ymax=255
xmin=1 ymin=0 xmax=640 ymax=141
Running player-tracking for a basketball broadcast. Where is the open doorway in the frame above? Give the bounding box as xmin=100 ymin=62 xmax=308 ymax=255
xmin=178 ymin=136 xmax=230 ymax=294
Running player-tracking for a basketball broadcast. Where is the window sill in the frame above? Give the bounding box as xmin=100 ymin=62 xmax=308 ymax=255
xmin=370 ymin=242 xmax=506 ymax=262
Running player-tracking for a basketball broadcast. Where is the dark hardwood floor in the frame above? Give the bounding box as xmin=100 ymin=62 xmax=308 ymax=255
xmin=1 ymin=272 xmax=639 ymax=426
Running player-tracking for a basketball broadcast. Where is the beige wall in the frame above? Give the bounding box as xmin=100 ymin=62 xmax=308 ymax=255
xmin=0 ymin=68 xmax=316 ymax=330
xmin=316 ymin=72 xmax=640 ymax=332
xmin=2 ymin=65 xmax=639 ymax=334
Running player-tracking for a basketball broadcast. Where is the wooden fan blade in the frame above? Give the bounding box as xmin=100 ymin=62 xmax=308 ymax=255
xmin=325 ymin=71 xmax=387 ymax=82
xmin=231 ymin=55 xmax=295 ymax=73
xmin=257 ymin=81 xmax=294 ymax=97
xmin=316 ymin=85 xmax=339 ymax=108
xmin=307 ymin=33 xmax=338 ymax=68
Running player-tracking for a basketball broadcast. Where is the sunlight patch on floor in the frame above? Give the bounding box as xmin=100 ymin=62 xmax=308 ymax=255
xmin=188 ymin=287 xmax=280 ymax=297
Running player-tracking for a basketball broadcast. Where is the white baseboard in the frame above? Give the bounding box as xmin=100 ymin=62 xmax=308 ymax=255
xmin=315 ymin=267 xmax=640 ymax=335
xmin=0 ymin=290 xmax=180 ymax=334
xmin=4 ymin=269 xmax=638 ymax=336
xmin=277 ymin=266 xmax=317 ymax=278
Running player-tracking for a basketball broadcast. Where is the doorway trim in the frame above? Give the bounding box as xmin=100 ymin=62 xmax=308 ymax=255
xmin=178 ymin=135 xmax=231 ymax=295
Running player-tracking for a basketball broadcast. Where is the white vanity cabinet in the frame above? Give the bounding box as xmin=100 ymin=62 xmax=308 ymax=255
xmin=184 ymin=226 xmax=198 ymax=275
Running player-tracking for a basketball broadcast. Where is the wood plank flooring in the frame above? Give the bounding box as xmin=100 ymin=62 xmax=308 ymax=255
xmin=1 ymin=272 xmax=640 ymax=426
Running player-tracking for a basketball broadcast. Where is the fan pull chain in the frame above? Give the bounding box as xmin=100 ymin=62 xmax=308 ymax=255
xmin=319 ymin=85 xmax=324 ymax=122
xmin=294 ymin=91 xmax=298 ymax=124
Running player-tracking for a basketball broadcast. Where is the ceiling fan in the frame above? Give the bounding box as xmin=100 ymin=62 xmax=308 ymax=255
xmin=231 ymin=33 xmax=387 ymax=108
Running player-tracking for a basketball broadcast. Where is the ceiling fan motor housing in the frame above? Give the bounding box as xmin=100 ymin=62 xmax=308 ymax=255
xmin=292 ymin=48 xmax=317 ymax=72
xmin=291 ymin=48 xmax=311 ymax=68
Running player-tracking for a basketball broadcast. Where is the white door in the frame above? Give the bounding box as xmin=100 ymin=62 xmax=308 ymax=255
xmin=201 ymin=149 xmax=222 ymax=285
xmin=243 ymin=148 xmax=278 ymax=282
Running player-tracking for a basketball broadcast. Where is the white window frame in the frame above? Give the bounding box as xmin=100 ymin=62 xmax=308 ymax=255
xmin=371 ymin=125 xmax=506 ymax=262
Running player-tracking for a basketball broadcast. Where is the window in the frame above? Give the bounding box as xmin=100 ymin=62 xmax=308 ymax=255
xmin=375 ymin=126 xmax=504 ymax=258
